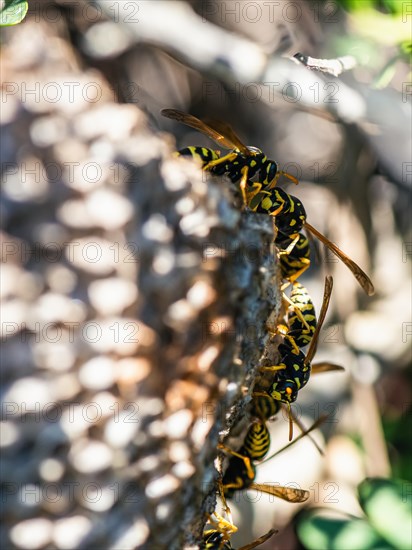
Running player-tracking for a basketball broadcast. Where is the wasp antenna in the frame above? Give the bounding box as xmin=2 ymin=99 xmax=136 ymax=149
xmin=261 ymin=414 xmax=329 ymax=463
xmin=238 ymin=528 xmax=278 ymax=550
xmin=288 ymin=402 xmax=294 ymax=441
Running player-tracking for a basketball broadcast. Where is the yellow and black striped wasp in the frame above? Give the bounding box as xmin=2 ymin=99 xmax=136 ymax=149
xmin=244 ymin=173 xmax=374 ymax=295
xmin=203 ymin=475 xmax=277 ymax=549
xmin=255 ymin=277 xmax=345 ymax=439
xmin=242 ymin=420 xmax=272 ymax=462
xmin=260 ymin=276 xmax=343 ymax=406
xmin=161 ymin=108 xmax=298 ymax=207
xmin=208 ymin=403 xmax=327 ymax=546
xmin=249 ymin=392 xmax=281 ymax=425
xmin=218 ymin=415 xmax=326 ymax=503
xmin=162 ymin=109 xmax=374 ymax=296
xmin=250 ymin=390 xmax=325 ymax=454
xmin=218 ymin=417 xmax=317 ymax=503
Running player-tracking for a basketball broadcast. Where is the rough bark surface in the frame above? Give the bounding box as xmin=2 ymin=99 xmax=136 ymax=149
xmin=1 ymin=18 xmax=282 ymax=549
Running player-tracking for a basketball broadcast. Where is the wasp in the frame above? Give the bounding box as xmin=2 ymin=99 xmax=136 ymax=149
xmin=256 ymin=277 xmax=344 ymax=439
xmin=275 ymin=279 xmax=321 ymax=359
xmin=218 ymin=415 xmax=326 ymax=502
xmin=162 ymin=109 xmax=374 ymax=295
xmin=261 ymin=277 xmax=336 ymax=403
xmin=210 ymin=414 xmax=327 ymax=547
xmin=204 ymin=468 xmax=277 ymax=549
xmin=219 ymin=446 xmax=309 ymax=503
xmin=219 ymin=419 xmax=308 ymax=502
xmin=247 ymin=176 xmax=374 ymax=294
xmin=161 ymin=108 xmax=298 ymax=208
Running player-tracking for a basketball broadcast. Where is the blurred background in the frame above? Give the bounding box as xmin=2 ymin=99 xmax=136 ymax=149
xmin=1 ymin=1 xmax=411 ymax=549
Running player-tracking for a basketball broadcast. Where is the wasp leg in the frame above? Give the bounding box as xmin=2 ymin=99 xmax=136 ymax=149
xmin=258 ymin=365 xmax=286 ymax=373
xmin=218 ymin=444 xmax=255 ymax=481
xmin=278 ymin=233 xmax=300 ymax=256
xmin=284 ymin=262 xmax=311 ymax=286
xmin=284 ymin=334 xmax=301 ymax=354
xmin=247 ymin=183 xmax=285 ymax=216
xmin=217 ymin=478 xmax=234 ymax=523
xmin=279 ymin=171 xmax=299 ymax=185
xmin=203 ymin=151 xmax=238 ymax=171
xmin=282 ymin=292 xmax=312 ymax=333
xmin=274 ymin=324 xmax=300 ymax=354
xmin=267 ymin=170 xmax=299 ymax=190
xmin=245 ymin=181 xmax=268 ymax=210
xmin=206 ymin=511 xmax=237 ymax=538
xmin=239 ymin=166 xmax=250 ymax=207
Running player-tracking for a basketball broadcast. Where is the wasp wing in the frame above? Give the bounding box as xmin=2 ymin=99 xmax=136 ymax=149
xmin=249 ymin=483 xmax=309 ymax=503
xmin=203 ymin=117 xmax=250 ymax=155
xmin=161 ymin=108 xmax=247 ymax=152
xmin=304 ymin=276 xmax=333 ymax=365
xmin=312 ymin=362 xmax=345 ymax=374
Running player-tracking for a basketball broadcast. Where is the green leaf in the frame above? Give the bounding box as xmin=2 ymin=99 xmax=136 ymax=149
xmin=297 ymin=514 xmax=390 ymax=550
xmin=358 ymin=478 xmax=412 ymax=549
xmin=0 ymin=0 xmax=28 ymax=26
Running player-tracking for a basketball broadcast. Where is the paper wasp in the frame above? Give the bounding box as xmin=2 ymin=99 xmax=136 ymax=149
xmin=256 ymin=277 xmax=344 ymax=439
xmin=208 ymin=392 xmax=328 ymax=546
xmin=218 ymin=415 xmax=326 ymax=502
xmin=250 ymin=392 xmax=324 ymax=456
xmin=261 ymin=277 xmax=339 ymax=402
xmin=217 ymin=416 xmax=322 ymax=504
xmin=161 ymin=108 xmax=298 ymax=207
xmin=245 ymin=178 xmax=374 ymax=295
xmin=162 ymin=109 xmax=374 ymax=295
xmin=204 ymin=413 xmax=321 ymax=548
xmin=203 ymin=477 xmax=277 ymax=549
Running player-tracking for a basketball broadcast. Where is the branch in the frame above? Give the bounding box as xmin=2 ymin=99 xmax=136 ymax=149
xmin=95 ymin=0 xmax=365 ymax=123
xmin=292 ymin=52 xmax=357 ymax=77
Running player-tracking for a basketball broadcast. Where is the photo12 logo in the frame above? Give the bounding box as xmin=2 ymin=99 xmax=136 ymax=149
xmin=200 ymin=1 xmax=342 ymax=24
